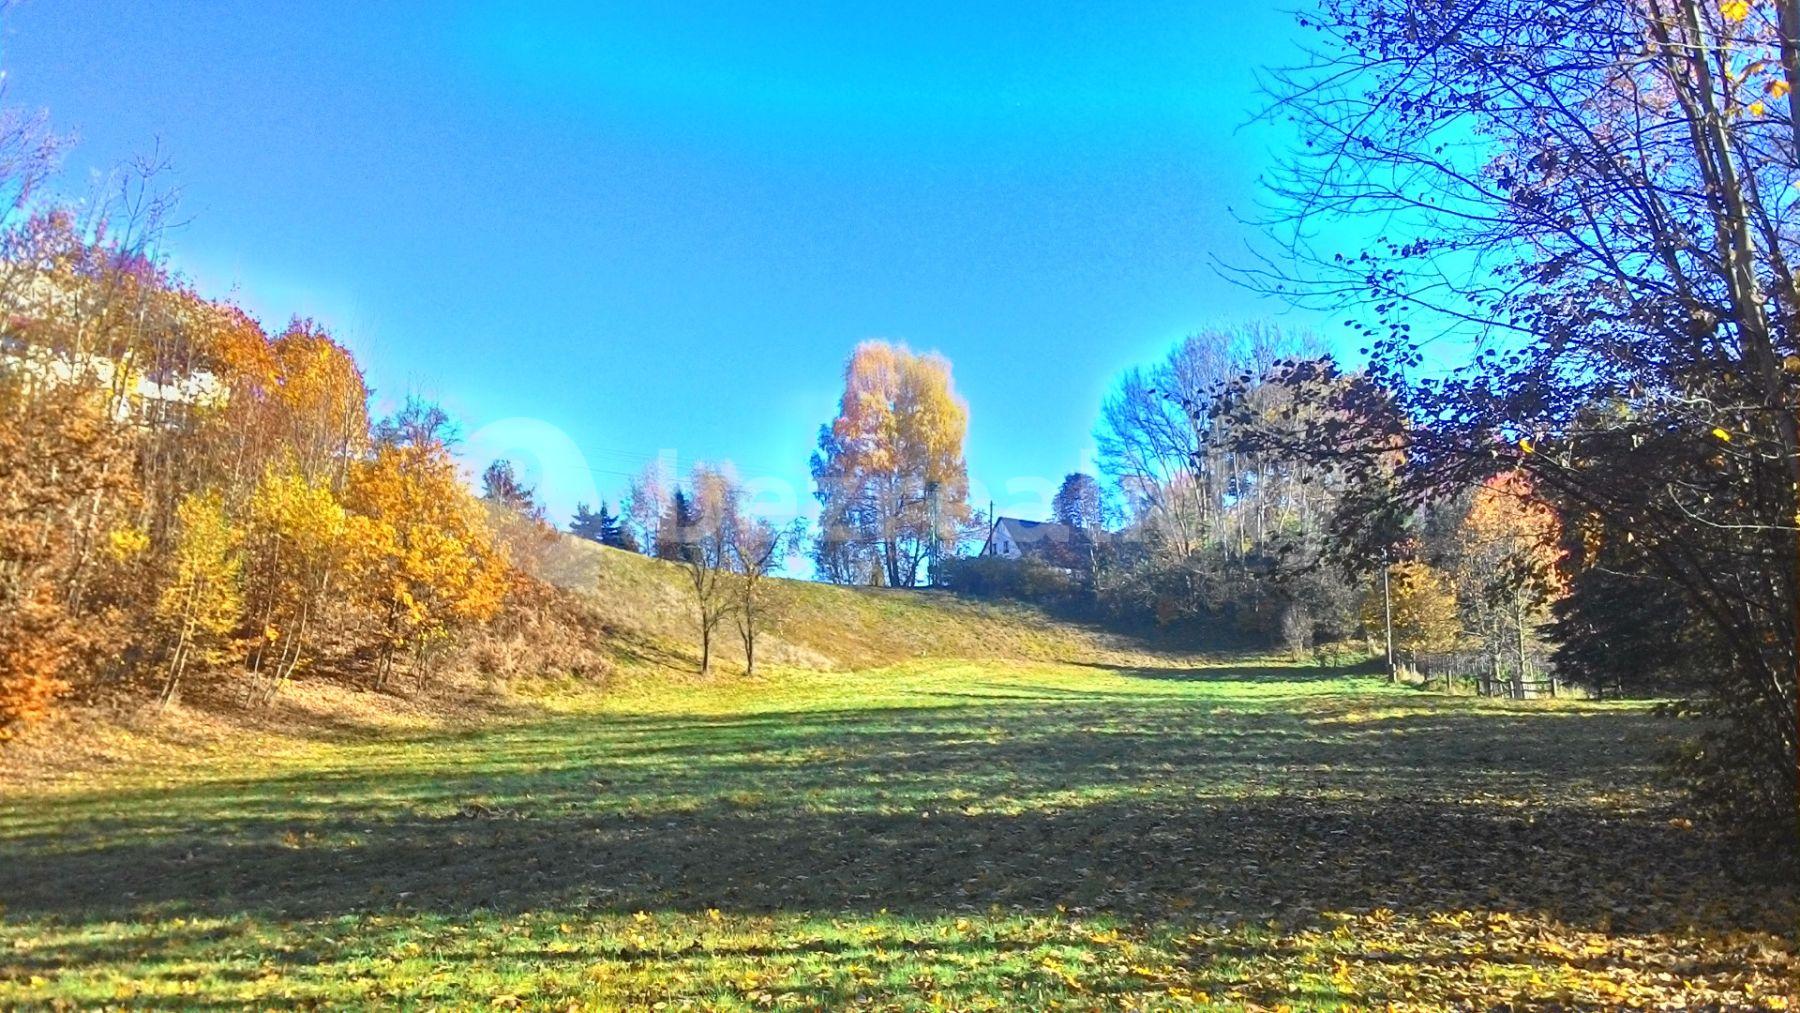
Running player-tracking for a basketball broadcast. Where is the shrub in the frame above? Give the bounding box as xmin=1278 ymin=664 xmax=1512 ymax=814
xmin=937 ymin=555 xmax=1077 ymax=602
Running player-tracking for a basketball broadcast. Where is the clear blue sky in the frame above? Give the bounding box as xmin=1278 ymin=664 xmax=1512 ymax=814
xmin=4 ymin=1 xmax=1334 ymax=529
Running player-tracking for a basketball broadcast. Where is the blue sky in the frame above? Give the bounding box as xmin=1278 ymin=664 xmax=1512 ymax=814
xmin=4 ymin=1 xmax=1334 ymax=530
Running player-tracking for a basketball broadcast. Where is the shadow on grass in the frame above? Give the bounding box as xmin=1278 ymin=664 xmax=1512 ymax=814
xmin=0 ymin=785 xmax=1762 ymax=936
xmin=3 ymin=695 xmax=1785 ymax=945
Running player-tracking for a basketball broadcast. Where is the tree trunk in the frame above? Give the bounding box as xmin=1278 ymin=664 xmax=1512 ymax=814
xmin=158 ymin=642 xmax=187 ymax=708
xmin=1381 ymin=559 xmax=1395 ymax=682
xmin=884 ymin=537 xmax=903 ymax=588
xmin=1515 ymin=597 xmax=1528 ymax=700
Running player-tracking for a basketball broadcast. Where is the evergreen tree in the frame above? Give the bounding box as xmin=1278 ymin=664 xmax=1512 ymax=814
xmin=656 ymin=489 xmax=694 ymax=561
xmin=597 ymin=503 xmax=636 ymax=550
xmin=1052 ymin=472 xmax=1105 ymax=531
xmin=569 ymin=502 xmax=607 ymax=543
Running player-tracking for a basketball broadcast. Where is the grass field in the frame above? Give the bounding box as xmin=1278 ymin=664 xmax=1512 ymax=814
xmin=2 ymin=656 xmax=1793 ymax=1009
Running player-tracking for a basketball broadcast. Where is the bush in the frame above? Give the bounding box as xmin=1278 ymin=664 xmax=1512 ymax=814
xmin=937 ymin=555 xmax=1077 ymax=602
xmin=451 ymin=575 xmax=615 ymax=686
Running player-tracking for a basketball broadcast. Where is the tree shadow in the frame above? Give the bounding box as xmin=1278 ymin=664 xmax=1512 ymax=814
xmin=3 ymin=696 xmax=1786 ymax=943
xmin=1 ymin=787 xmax=1774 ymax=937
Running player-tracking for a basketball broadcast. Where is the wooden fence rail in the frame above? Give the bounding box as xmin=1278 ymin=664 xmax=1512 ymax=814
xmin=1401 ymin=651 xmax=1562 ymax=699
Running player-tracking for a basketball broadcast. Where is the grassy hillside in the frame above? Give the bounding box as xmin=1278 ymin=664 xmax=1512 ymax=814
xmin=536 ymin=536 xmax=1147 ymax=675
xmin=2 ymin=660 xmax=1791 ymax=1008
xmin=0 ymin=537 xmax=1153 ymax=788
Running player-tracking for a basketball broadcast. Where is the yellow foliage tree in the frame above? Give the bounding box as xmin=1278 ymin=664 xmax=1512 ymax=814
xmin=1363 ymin=560 xmax=1460 ymax=661
xmin=155 ymin=491 xmax=243 ymax=706
xmin=812 ymin=341 xmax=971 ymax=587
xmin=0 ymin=202 xmax=532 ymax=731
xmin=243 ymin=463 xmax=349 ymax=704
xmin=346 ymin=429 xmax=507 ymax=690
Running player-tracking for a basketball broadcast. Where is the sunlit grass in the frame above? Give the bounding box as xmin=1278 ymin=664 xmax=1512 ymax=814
xmin=2 ymin=659 xmax=1790 ymax=1009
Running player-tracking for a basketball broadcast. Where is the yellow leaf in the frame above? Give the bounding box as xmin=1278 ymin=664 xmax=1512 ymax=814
xmin=1750 ymin=100 xmax=1767 ymax=116
xmin=1518 ymin=436 xmax=1535 ymax=454
xmin=107 ymin=525 xmax=150 ymax=560
xmin=1711 ymin=427 xmax=1732 ymax=442
xmin=1722 ymin=0 xmax=1751 ymax=22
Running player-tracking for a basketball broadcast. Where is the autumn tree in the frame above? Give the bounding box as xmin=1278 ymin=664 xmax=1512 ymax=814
xmin=1090 ymin=325 xmax=1352 ymax=644
xmin=1096 ymin=325 xmax=1328 ymax=558
xmin=730 ymin=515 xmax=800 ymax=678
xmin=1448 ymin=473 xmax=1566 ymax=697
xmin=811 ymin=341 xmax=971 ymax=588
xmin=264 ymin=320 xmax=369 ymax=487
xmin=1362 ymin=561 xmax=1459 ymax=664
xmin=0 ymin=103 xmax=555 ymax=732
xmin=1096 ymin=333 xmax=1234 ymax=557
xmin=624 ymin=460 xmax=673 ymax=556
xmin=0 ymin=387 xmax=129 ymax=732
xmin=242 ymin=463 xmax=349 ymax=705
xmin=347 ymin=401 xmax=507 ymax=690
xmin=154 ymin=490 xmax=242 ymax=706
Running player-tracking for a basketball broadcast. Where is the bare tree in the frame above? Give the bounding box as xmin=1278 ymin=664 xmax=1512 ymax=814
xmin=676 ymin=463 xmax=738 ymax=677
xmin=1095 ymin=324 xmax=1326 ymax=556
xmin=730 ymin=516 xmax=800 ymax=677
xmin=624 ymin=459 xmax=672 ymax=558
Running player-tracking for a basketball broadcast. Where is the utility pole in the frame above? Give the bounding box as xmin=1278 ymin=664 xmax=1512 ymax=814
xmin=1382 ymin=549 xmax=1396 ymax=682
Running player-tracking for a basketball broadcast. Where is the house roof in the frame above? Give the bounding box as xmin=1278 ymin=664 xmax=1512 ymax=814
xmin=993 ymin=517 xmax=1075 ymax=545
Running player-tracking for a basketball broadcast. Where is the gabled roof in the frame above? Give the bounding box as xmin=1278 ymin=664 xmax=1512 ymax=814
xmin=981 ymin=516 xmax=1112 ymax=558
xmin=992 ymin=517 xmax=1075 ymax=545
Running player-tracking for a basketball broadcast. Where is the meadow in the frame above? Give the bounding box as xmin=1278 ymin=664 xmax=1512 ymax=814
xmin=3 ymin=654 xmax=1792 ymax=1009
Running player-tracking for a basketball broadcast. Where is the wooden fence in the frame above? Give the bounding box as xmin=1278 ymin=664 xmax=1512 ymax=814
xmin=1401 ymin=649 xmax=1563 ymax=699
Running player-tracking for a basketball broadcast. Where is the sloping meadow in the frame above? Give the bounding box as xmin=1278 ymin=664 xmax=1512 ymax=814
xmin=2 ymin=658 xmax=1791 ymax=1009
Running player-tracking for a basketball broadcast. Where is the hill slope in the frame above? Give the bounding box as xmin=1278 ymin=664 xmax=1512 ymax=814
xmin=536 ymin=536 xmax=1143 ymax=676
xmin=0 ymin=535 xmax=1155 ymax=785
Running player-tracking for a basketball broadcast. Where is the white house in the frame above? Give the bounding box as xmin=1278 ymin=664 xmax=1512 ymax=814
xmin=0 ymin=270 xmax=228 ymax=423
xmin=980 ymin=516 xmax=1083 ymax=560
xmin=1 ymin=339 xmax=226 ymax=423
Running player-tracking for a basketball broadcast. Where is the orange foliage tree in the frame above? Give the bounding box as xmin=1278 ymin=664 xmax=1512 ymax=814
xmin=0 ymin=113 xmax=530 ymax=736
xmin=1452 ymin=472 xmax=1566 ymax=693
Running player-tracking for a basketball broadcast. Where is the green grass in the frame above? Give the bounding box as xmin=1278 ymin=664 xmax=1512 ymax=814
xmin=2 ymin=658 xmax=1793 ymax=1009
xmin=542 ymin=540 xmax=1156 ymax=674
